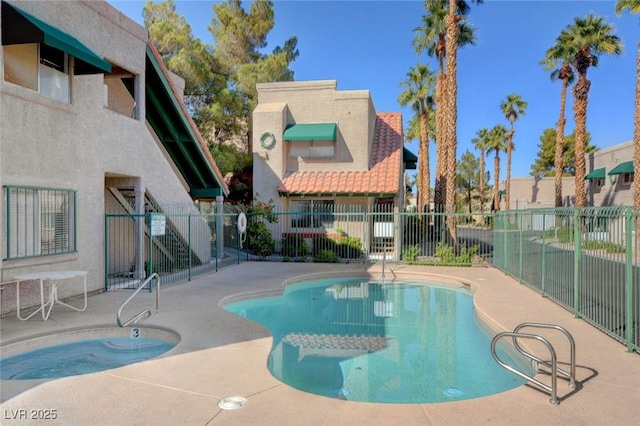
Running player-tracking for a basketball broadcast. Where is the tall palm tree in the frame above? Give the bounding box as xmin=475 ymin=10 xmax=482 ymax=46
xmin=558 ymin=14 xmax=623 ymax=206
xmin=472 ymin=128 xmax=490 ymax=214
xmin=398 ymin=64 xmax=436 ymax=212
xmin=443 ymin=0 xmax=482 ymax=244
xmin=488 ymin=125 xmax=508 ymax=211
xmin=413 ymin=0 xmax=476 ymax=217
xmin=615 ymin=0 xmax=640 ymax=208
xmin=541 ymin=43 xmax=576 ymax=207
xmin=500 ymin=94 xmax=528 ymax=210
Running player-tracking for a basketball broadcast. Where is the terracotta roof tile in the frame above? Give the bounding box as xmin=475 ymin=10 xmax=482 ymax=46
xmin=278 ymin=113 xmax=403 ymax=195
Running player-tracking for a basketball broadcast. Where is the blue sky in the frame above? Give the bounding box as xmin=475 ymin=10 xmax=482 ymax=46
xmin=108 ymin=0 xmax=638 ymax=184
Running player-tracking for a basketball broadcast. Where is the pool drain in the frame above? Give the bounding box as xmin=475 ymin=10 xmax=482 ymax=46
xmin=443 ymin=388 xmax=463 ymax=397
xmin=218 ymin=396 xmax=247 ymax=410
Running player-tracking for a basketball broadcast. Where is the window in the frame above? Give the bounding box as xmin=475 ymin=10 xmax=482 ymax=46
xmin=3 ymin=43 xmax=70 ymax=102
xmin=622 ymin=173 xmax=634 ymax=184
xmin=290 ymin=200 xmax=334 ymax=228
xmin=4 ymin=186 xmax=76 ymax=259
xmin=595 ymin=178 xmax=604 ymax=188
xmin=288 ymin=140 xmax=335 ymax=159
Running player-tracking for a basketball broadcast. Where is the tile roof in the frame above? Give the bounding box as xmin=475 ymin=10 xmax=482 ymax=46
xmin=277 ymin=113 xmax=403 ymax=195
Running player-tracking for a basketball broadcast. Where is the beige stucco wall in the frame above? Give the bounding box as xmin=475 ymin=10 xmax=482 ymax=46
xmin=0 ymin=1 xmax=206 ymax=309
xmin=252 ymin=80 xmax=377 ymax=211
xmin=503 ymin=140 xmax=634 ymax=210
xmin=500 ymin=177 xmax=577 ymax=210
xmin=585 ymin=140 xmax=634 ymax=207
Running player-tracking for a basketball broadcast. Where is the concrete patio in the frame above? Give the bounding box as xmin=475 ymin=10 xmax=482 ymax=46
xmin=1 ymin=263 xmax=638 ymax=425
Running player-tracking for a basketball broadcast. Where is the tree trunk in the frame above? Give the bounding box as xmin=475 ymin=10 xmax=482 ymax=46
xmin=494 ymin=151 xmax=500 ymax=212
xmin=479 ymin=149 xmax=485 ymax=215
xmin=419 ymin=106 xmax=430 ymax=212
xmin=444 ymin=4 xmax=459 ymax=246
xmin=506 ymin=127 xmax=513 ymax=211
xmin=555 ymin=78 xmax=568 ymax=207
xmin=573 ymin=74 xmax=590 ymax=207
xmin=434 ymin=75 xmax=446 ymax=214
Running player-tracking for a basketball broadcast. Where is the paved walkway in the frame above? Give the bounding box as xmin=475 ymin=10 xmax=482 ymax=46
xmin=1 ymin=263 xmax=638 ymax=425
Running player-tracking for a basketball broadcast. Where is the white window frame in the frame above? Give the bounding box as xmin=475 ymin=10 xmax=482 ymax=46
xmin=290 ymin=199 xmax=335 ymax=228
xmin=3 ymin=43 xmax=70 ymax=103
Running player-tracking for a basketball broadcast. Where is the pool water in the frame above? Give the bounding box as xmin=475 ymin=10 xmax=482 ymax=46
xmin=224 ymin=277 xmax=531 ymax=404
xmin=1 ymin=338 xmax=174 ymax=380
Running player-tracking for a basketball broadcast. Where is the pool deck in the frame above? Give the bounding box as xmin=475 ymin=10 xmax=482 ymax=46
xmin=1 ymin=263 xmax=638 ymax=425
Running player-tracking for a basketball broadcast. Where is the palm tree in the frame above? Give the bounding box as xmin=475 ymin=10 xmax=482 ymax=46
xmin=500 ymin=94 xmax=528 ymax=210
xmin=413 ymin=0 xmax=476 ymax=217
xmin=541 ymin=42 xmax=576 ymax=207
xmin=558 ymin=14 xmax=623 ymax=206
xmin=615 ymin=0 xmax=640 ymax=208
xmin=398 ymin=64 xmax=436 ymax=212
xmin=472 ymin=128 xmax=490 ymax=214
xmin=487 ymin=125 xmax=508 ymax=211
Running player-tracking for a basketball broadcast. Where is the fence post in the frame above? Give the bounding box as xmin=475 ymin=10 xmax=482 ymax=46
xmin=188 ymin=214 xmax=192 ymax=282
xmin=147 ymin=212 xmax=153 ymax=292
xmin=104 ymin=214 xmax=109 ymax=291
xmin=573 ymin=208 xmax=581 ymax=318
xmin=541 ymin=211 xmax=546 ymax=295
xmin=518 ymin=210 xmax=524 ymax=282
xmin=624 ymin=207 xmax=633 ymax=352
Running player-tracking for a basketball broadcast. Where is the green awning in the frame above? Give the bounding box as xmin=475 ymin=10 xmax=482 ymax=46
xmin=1 ymin=1 xmax=111 ymax=74
xmin=403 ymin=147 xmax=417 ymax=170
xmin=585 ymin=167 xmax=606 ymax=180
xmin=608 ymin=161 xmax=634 ymax=175
xmin=283 ymin=123 xmax=337 ymax=141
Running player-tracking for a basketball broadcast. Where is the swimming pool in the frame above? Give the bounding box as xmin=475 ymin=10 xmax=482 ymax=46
xmin=223 ymin=276 xmax=531 ymax=403
xmin=0 ymin=326 xmax=179 ymax=380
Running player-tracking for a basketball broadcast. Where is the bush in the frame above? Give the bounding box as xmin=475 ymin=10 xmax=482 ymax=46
xmin=557 ymin=226 xmax=573 ymax=243
xmin=582 ymin=240 xmax=625 ymax=253
xmin=281 ymin=234 xmax=309 ymax=257
xmin=313 ymin=249 xmax=339 ymax=263
xmin=312 ymin=235 xmax=363 ymax=259
xmin=402 ymin=245 xmax=420 ymax=263
xmin=244 ymin=197 xmax=278 ymax=258
xmin=435 ymin=242 xmax=456 ymax=263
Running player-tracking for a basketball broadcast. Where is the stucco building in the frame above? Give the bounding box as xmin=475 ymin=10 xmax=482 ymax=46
xmin=251 ymin=80 xmax=410 ymax=253
xmin=0 ymin=0 xmax=227 ymax=313
xmin=500 ymin=140 xmax=634 ymax=210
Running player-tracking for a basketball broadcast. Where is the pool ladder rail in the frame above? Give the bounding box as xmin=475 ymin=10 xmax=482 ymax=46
xmin=117 ymin=273 xmax=160 ymax=327
xmin=491 ymin=322 xmax=576 ymax=405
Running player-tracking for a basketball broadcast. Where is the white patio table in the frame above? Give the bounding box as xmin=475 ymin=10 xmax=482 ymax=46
xmin=14 ymin=270 xmax=88 ymax=321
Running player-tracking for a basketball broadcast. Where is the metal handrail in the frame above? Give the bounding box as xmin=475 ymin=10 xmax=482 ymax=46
xmin=512 ymin=322 xmax=576 ymax=389
xmin=492 ymin=332 xmax=560 ymax=404
xmin=491 ymin=322 xmax=577 ymax=405
xmin=117 ymin=273 xmax=160 ymax=327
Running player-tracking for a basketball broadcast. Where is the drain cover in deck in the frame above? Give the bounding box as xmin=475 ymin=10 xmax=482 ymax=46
xmin=218 ymin=396 xmax=247 ymax=410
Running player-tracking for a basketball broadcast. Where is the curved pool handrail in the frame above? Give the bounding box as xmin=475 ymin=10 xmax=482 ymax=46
xmin=117 ymin=273 xmax=160 ymax=327
xmin=491 ymin=331 xmax=559 ymax=405
xmin=512 ymin=322 xmax=576 ymax=389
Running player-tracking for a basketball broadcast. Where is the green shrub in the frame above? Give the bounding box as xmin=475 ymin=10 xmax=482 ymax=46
xmin=402 ymin=245 xmax=420 ymax=263
xmin=281 ymin=234 xmax=309 ymax=257
xmin=557 ymin=226 xmax=573 ymax=243
xmin=313 ymin=249 xmax=339 ymax=263
xmin=435 ymin=242 xmax=456 ymax=263
xmin=244 ymin=197 xmax=277 ymax=258
xmin=312 ymin=235 xmax=362 ymax=259
xmin=582 ymin=240 xmax=625 ymax=253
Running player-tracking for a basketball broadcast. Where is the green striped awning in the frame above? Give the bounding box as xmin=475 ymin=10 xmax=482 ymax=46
xmin=608 ymin=161 xmax=634 ymax=175
xmin=283 ymin=123 xmax=337 ymax=141
xmin=1 ymin=1 xmax=111 ymax=74
xmin=585 ymin=167 xmax=606 ymax=180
